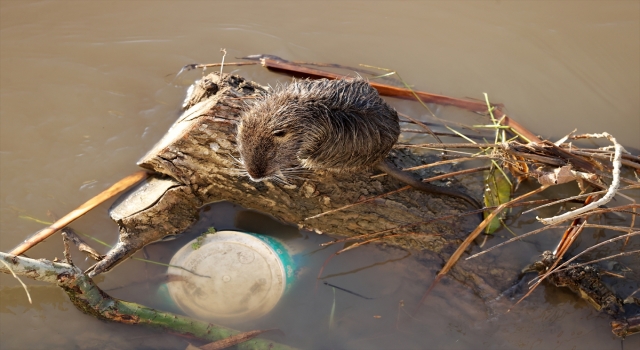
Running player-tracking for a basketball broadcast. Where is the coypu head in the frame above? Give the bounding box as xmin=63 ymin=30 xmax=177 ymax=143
xmin=236 ymin=89 xmax=307 ymax=183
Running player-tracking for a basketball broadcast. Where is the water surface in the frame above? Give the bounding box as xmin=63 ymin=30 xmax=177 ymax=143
xmin=1 ymin=1 xmax=639 ymax=349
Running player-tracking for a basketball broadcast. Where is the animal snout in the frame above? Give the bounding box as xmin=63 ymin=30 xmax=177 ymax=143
xmin=246 ymin=165 xmax=268 ymax=182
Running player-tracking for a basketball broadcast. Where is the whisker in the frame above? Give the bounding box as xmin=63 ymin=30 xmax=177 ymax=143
xmin=227 ymin=153 xmax=244 ymax=166
xmin=280 ymin=166 xmax=313 ymax=174
xmin=280 ymin=170 xmax=313 ymax=176
xmin=282 ymin=175 xmax=310 ymax=181
xmin=271 ymin=175 xmax=289 ymax=185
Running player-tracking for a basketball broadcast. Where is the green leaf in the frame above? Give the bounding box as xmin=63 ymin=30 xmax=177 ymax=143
xmin=483 ymin=168 xmax=512 ymax=234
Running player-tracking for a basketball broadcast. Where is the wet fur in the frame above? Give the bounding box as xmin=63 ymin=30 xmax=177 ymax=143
xmin=236 ymin=77 xmax=481 ymax=209
xmin=237 ymin=78 xmax=399 ymax=180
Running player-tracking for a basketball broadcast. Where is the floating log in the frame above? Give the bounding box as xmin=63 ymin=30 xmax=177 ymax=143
xmin=89 ymin=72 xmax=508 ymax=307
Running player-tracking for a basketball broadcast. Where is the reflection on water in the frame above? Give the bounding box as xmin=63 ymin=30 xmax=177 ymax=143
xmin=1 ymin=1 xmax=638 ymax=349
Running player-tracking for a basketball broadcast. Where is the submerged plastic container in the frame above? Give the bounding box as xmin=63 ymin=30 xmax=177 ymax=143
xmin=165 ymin=230 xmax=296 ymax=322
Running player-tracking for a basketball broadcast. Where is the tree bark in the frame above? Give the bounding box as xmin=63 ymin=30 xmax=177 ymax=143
xmin=90 ymin=72 xmax=509 ymax=306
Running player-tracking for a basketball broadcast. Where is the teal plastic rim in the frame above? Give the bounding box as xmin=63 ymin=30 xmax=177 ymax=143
xmin=246 ymin=232 xmax=297 ymax=291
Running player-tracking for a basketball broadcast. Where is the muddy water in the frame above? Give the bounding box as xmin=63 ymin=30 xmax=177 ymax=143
xmin=1 ymin=1 xmax=639 ymax=349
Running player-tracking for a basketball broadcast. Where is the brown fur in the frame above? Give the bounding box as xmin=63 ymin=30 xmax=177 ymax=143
xmin=237 ymin=78 xmax=399 ymax=181
xmin=236 ymin=78 xmax=481 ymax=209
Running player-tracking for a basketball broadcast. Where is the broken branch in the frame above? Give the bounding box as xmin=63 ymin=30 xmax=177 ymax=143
xmin=9 ymin=171 xmax=148 ymax=256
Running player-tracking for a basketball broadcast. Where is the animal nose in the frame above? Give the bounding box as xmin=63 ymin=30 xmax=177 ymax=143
xmin=247 ymin=168 xmax=265 ymax=182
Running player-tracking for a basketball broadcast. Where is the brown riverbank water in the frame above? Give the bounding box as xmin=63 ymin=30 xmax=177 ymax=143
xmin=1 ymin=1 xmax=639 ymax=349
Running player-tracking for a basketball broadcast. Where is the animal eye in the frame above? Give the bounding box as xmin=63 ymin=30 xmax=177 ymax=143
xmin=273 ymin=130 xmax=286 ymax=137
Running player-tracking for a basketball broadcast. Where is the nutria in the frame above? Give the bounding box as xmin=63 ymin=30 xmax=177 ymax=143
xmin=236 ymin=78 xmax=481 ymax=209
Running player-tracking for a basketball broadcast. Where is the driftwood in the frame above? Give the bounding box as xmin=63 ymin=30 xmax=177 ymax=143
xmin=527 ymin=250 xmax=640 ymax=338
xmin=82 ymin=70 xmax=638 ymax=337
xmin=1 ymin=59 xmax=635 ymax=340
xmin=87 ymin=72 xmax=513 ymax=306
xmin=0 ymin=252 xmax=294 ymax=350
xmin=0 ymin=51 xmax=635 ymax=345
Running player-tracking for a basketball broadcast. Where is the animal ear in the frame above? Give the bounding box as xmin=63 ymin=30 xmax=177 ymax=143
xmin=273 ymin=130 xmax=287 ymax=137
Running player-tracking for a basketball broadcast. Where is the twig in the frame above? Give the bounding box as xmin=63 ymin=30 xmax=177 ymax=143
xmin=553 ymin=219 xmax=588 ymax=261
xmin=304 ymin=186 xmax=410 ymax=221
xmin=0 ymin=259 xmax=32 ymax=304
xmin=421 ymin=166 xmax=490 ymax=183
xmin=46 ymin=211 xmax=105 ymax=261
xmin=320 ymin=208 xmax=486 ymax=247
xmin=523 ymin=184 xmax=640 ymax=214
xmin=199 ymin=329 xmax=279 ymax=350
xmin=416 ymin=185 xmax=549 ymax=312
xmin=506 ymin=149 xmax=566 ymax=167
xmin=9 ymin=171 xmax=148 ymax=256
xmin=495 ymin=114 xmax=539 ymax=143
xmin=23 ymin=214 xmax=206 ymax=277
xmin=573 ymin=147 xmax=640 ymax=163
xmin=0 ymin=253 xmax=293 ymax=350
xmin=0 ymin=252 xmax=80 ymax=284
xmin=260 ymin=58 xmax=502 ymax=112
xmin=571 ymin=150 xmax=640 ymax=170
xmin=552 ymin=249 xmax=640 ymax=273
xmin=335 ymin=232 xmax=440 ymax=255
xmin=371 ymin=156 xmax=488 ymax=179
xmin=61 ymin=231 xmax=73 ymax=265
xmin=323 ymin=282 xmax=373 ymax=300
xmin=546 ymin=231 xmax=639 ymax=278
xmin=396 ymin=146 xmax=477 ymax=158
xmin=400 ymin=129 xmax=485 ymax=140
xmin=219 ymin=48 xmax=227 ymax=75
xmin=552 ymin=195 xmax=597 ymax=260
xmin=537 ymin=133 xmax=622 ymax=225
xmin=526 ymin=231 xmax=640 ymax=291
xmin=308 ymin=165 xmax=487 ymax=221
xmin=571 ymin=204 xmax=639 ymax=216
xmin=465 ymin=221 xmax=565 ymax=260
xmin=403 ymin=157 xmax=486 ymax=171
xmin=240 ymin=53 xmax=384 ymax=77
xmin=472 ymin=205 xmax=639 ymax=255
xmin=315 ymin=254 xmax=337 ymax=289
xmin=176 ymin=62 xmax=257 ymax=78
xmin=60 ymin=227 xmax=104 ymax=261
xmin=582 ymin=224 xmax=637 ymax=232
xmin=321 ymin=199 xmax=556 ymax=248
xmin=513 ymin=221 xmax=589 ymax=306
xmin=397 ymin=142 xmax=501 ymax=149
xmin=397 ymin=112 xmax=442 ymax=144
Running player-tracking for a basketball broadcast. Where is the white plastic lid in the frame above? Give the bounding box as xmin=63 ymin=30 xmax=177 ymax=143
xmin=166 ymin=231 xmax=287 ymax=322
